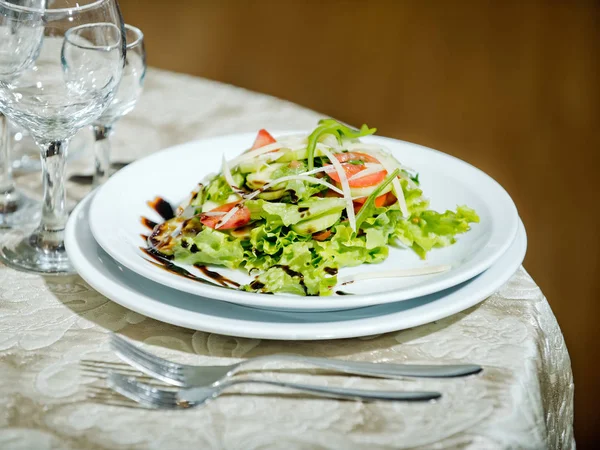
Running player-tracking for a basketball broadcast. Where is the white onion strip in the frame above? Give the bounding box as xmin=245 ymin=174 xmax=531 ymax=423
xmin=215 ymin=205 xmax=240 ymax=229
xmin=319 ymin=147 xmax=356 ymax=232
xmin=229 ymin=142 xmax=287 ymax=166
xmin=228 ymin=135 xmax=308 ymax=165
xmin=247 ymin=175 xmax=343 ymax=200
xmin=339 ymin=265 xmax=451 ymax=285
xmin=391 ymin=176 xmax=409 ymax=218
xmin=201 ymin=211 xmax=227 ymax=217
xmin=347 ymin=163 xmax=384 ymax=181
xmin=232 ymin=142 xmax=339 ymax=169
xmin=221 ymin=155 xmax=248 ymax=198
xmin=344 ymin=143 xmax=416 ymax=172
xmin=221 ymin=155 xmax=237 ymax=188
xmin=370 ymin=151 xmax=409 ymax=217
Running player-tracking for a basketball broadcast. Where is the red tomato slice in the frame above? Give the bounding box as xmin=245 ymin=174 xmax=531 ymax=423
xmin=324 ymin=188 xmax=343 ymax=198
xmin=334 ymin=152 xmax=380 ymax=164
xmin=353 ymin=194 xmax=388 ymax=212
xmin=200 ymin=201 xmax=251 ymax=230
xmin=250 ymin=129 xmax=276 ymax=150
xmin=326 ymin=152 xmax=387 ymax=187
xmin=312 ymin=229 xmax=332 ymax=241
xmin=383 ymin=192 xmax=397 ymax=207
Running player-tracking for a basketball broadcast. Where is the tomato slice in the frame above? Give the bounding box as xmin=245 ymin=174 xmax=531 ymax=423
xmin=312 ymin=229 xmax=332 ymax=241
xmin=250 ymin=129 xmax=276 ymax=150
xmin=353 ymin=193 xmax=388 ymax=212
xmin=200 ymin=201 xmax=251 ymax=230
xmin=324 ymin=188 xmax=343 ymax=198
xmin=334 ymin=152 xmax=380 ymax=164
xmin=326 ymin=152 xmax=387 ymax=187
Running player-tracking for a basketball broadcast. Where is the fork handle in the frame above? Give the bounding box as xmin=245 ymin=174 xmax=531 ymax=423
xmin=180 ymin=379 xmax=441 ymax=404
xmin=234 ymin=355 xmax=482 ymax=379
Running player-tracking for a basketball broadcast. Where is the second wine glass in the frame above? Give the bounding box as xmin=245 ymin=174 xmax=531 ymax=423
xmin=0 ymin=0 xmax=126 ymax=274
xmin=93 ymin=24 xmax=146 ymax=186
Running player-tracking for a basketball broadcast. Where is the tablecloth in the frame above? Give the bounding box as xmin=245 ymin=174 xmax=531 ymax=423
xmin=0 ymin=68 xmax=574 ymax=450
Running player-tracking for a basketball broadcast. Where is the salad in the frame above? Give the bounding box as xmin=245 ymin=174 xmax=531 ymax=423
xmin=147 ymin=119 xmax=479 ymax=296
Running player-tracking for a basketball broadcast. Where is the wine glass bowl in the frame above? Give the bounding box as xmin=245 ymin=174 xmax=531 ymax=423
xmin=92 ymin=23 xmax=145 ymax=185
xmin=96 ymin=24 xmax=145 ymax=123
xmin=0 ymin=0 xmax=125 ymax=274
xmin=2 ymin=23 xmax=123 ymax=141
xmin=0 ymin=0 xmax=46 ymax=227
xmin=0 ymin=2 xmax=45 ymax=77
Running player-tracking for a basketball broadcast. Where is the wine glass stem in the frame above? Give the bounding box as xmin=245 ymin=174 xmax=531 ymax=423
xmin=93 ymin=124 xmax=113 ymax=187
xmin=37 ymin=140 xmax=69 ymax=247
xmin=0 ymin=113 xmax=17 ymax=211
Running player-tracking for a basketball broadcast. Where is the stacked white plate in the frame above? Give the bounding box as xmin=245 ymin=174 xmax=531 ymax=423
xmin=65 ymin=132 xmax=525 ymax=340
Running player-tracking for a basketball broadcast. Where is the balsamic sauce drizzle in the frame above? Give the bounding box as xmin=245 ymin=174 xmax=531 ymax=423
xmin=140 ymin=198 xmax=237 ymax=290
xmin=140 ymin=247 xmax=228 ymax=288
xmin=141 ymin=217 xmax=157 ymax=230
xmin=147 ymin=197 xmax=175 ymax=221
xmin=196 ymin=265 xmax=240 ymax=288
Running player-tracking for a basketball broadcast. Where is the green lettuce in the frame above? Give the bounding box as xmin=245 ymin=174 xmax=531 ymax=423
xmin=246 ymin=197 xmax=346 ymax=229
xmin=393 ymin=206 xmax=480 ymax=258
xmin=306 ymin=119 xmax=377 ymax=170
xmin=173 ymin=227 xmax=245 ymax=268
xmin=271 ymin=161 xmax=328 ymax=201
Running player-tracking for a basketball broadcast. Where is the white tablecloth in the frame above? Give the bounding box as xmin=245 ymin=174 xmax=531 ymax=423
xmin=0 ymin=69 xmax=574 ymax=450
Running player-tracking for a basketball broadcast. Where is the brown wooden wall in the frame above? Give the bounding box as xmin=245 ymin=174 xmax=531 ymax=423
xmin=120 ymin=0 xmax=600 ymax=444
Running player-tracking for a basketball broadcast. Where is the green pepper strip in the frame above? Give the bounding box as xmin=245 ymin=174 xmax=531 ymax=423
xmin=354 ymin=168 xmax=400 ymax=229
xmin=306 ymin=119 xmax=376 ymax=170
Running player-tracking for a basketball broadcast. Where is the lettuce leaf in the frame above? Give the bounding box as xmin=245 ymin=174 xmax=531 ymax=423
xmin=270 ymin=161 xmax=328 ymax=201
xmin=246 ymin=197 xmax=346 ymax=229
xmin=393 ymin=206 xmax=479 ymax=258
xmin=173 ymin=227 xmax=245 ymax=268
xmin=204 ymin=175 xmax=234 ymax=203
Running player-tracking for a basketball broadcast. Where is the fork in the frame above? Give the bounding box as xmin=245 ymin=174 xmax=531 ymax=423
xmin=110 ymin=334 xmax=482 ymax=387
xmin=107 ymin=373 xmax=441 ymax=409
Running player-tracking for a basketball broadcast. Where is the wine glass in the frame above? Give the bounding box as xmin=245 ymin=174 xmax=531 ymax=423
xmin=93 ymin=24 xmax=145 ymax=186
xmin=0 ymin=0 xmax=45 ymax=227
xmin=0 ymin=0 xmax=126 ymax=274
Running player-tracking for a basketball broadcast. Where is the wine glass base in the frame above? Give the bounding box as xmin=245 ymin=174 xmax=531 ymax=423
xmin=0 ymin=232 xmax=75 ymax=275
xmin=0 ymin=190 xmax=40 ymax=229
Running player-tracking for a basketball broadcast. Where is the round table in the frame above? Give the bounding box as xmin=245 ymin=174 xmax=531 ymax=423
xmin=0 ymin=68 xmax=574 ymax=450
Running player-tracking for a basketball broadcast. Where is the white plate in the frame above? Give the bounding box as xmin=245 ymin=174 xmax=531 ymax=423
xmin=89 ymin=132 xmax=519 ymax=311
xmin=67 ymin=193 xmax=526 ymax=340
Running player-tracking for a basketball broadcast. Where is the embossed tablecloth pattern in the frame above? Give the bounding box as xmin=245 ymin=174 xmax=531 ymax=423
xmin=0 ymin=69 xmax=574 ymax=450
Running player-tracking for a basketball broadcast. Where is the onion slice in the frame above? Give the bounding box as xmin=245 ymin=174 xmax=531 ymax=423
xmin=370 ymin=151 xmax=409 ymax=217
xmin=338 ymin=265 xmax=451 ymax=285
xmin=229 ymin=142 xmax=287 ymax=167
xmin=320 ymin=147 xmax=356 ymax=232
xmin=347 ymin=163 xmax=385 ymax=181
xmin=215 ymin=204 xmax=241 ymax=229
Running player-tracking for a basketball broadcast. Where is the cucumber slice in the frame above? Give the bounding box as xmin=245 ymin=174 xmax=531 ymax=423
xmin=238 ymin=156 xmax=281 ymax=174
xmin=296 ymin=197 xmax=346 ymax=220
xmin=276 ymin=147 xmax=328 ymax=163
xmin=257 ymin=189 xmax=286 ymax=200
xmin=245 ymin=163 xmax=285 ymax=190
xmin=350 ymin=182 xmax=392 ymax=199
xmin=292 ymin=211 xmax=342 ymax=235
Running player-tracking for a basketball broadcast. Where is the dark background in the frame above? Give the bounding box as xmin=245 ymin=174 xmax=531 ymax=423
xmin=120 ymin=0 xmax=599 ymax=445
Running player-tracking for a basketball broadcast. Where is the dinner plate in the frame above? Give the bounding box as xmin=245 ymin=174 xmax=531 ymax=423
xmin=67 ymin=192 xmax=527 ymax=340
xmin=89 ymin=131 xmax=519 ymax=311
